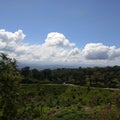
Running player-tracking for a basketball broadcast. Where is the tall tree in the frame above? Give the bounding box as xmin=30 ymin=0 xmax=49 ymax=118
xmin=0 ymin=53 xmax=21 ymax=120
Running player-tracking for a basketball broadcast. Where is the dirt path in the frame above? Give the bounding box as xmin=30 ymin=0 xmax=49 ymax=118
xmin=42 ymin=83 xmax=120 ymax=91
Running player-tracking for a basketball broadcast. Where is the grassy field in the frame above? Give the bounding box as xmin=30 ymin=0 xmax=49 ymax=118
xmin=17 ymin=84 xmax=120 ymax=120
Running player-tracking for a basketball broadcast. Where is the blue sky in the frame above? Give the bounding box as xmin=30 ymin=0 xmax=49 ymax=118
xmin=0 ymin=0 xmax=120 ymax=66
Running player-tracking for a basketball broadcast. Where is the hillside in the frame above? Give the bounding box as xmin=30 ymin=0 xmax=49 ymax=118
xmin=0 ymin=53 xmax=120 ymax=120
xmin=17 ymin=84 xmax=120 ymax=120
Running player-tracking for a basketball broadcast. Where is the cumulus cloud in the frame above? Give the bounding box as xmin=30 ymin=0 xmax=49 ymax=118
xmin=83 ymin=43 xmax=109 ymax=60
xmin=83 ymin=43 xmax=120 ymax=60
xmin=108 ymin=46 xmax=120 ymax=59
xmin=68 ymin=48 xmax=80 ymax=56
xmin=0 ymin=29 xmax=25 ymax=43
xmin=0 ymin=29 xmax=120 ymax=66
xmin=44 ymin=32 xmax=75 ymax=47
xmin=0 ymin=29 xmax=25 ymax=52
xmin=0 ymin=29 xmax=78 ymax=64
xmin=0 ymin=40 xmax=6 ymax=49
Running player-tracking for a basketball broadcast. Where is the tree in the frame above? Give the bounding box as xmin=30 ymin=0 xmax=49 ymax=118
xmin=21 ymin=66 xmax=30 ymax=79
xmin=0 ymin=53 xmax=21 ymax=120
xmin=31 ymin=68 xmax=40 ymax=80
xmin=21 ymin=66 xmax=31 ymax=83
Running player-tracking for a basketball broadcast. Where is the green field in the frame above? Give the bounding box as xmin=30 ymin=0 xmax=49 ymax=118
xmin=14 ymin=84 xmax=120 ymax=120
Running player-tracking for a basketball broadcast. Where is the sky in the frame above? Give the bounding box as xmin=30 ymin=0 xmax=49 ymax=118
xmin=0 ymin=0 xmax=120 ymax=67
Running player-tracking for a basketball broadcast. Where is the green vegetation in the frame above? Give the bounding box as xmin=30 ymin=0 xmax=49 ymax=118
xmin=0 ymin=53 xmax=21 ymax=120
xmin=19 ymin=84 xmax=120 ymax=120
xmin=21 ymin=66 xmax=120 ymax=88
xmin=0 ymin=53 xmax=120 ymax=120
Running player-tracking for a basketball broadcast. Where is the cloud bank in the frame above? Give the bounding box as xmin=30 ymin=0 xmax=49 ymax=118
xmin=0 ymin=29 xmax=120 ymax=66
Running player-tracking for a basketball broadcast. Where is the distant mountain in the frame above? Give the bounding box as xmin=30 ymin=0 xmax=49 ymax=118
xmin=18 ymin=62 xmax=106 ymax=70
xmin=17 ymin=62 xmax=82 ymax=70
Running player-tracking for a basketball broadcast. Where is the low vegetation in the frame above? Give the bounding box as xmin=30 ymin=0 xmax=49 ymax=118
xmin=16 ymin=84 xmax=120 ymax=119
xmin=0 ymin=53 xmax=120 ymax=120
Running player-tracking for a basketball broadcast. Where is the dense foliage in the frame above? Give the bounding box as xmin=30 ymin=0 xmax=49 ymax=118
xmin=0 ymin=53 xmax=21 ymax=120
xmin=0 ymin=53 xmax=120 ymax=120
xmin=21 ymin=66 xmax=120 ymax=88
xmin=18 ymin=84 xmax=120 ymax=120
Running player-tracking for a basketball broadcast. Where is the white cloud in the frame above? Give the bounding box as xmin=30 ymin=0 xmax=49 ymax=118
xmin=68 ymin=48 xmax=80 ymax=56
xmin=0 ymin=29 xmax=25 ymax=43
xmin=0 ymin=29 xmax=25 ymax=52
xmin=83 ymin=43 xmax=109 ymax=60
xmin=0 ymin=40 xmax=6 ymax=49
xmin=0 ymin=29 xmax=120 ymax=66
xmin=109 ymin=46 xmax=120 ymax=59
xmin=0 ymin=29 xmax=78 ymax=64
xmin=83 ymin=43 xmax=120 ymax=60
xmin=44 ymin=32 xmax=75 ymax=47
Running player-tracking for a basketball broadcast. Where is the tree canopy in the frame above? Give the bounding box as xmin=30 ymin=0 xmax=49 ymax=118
xmin=0 ymin=53 xmax=21 ymax=120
